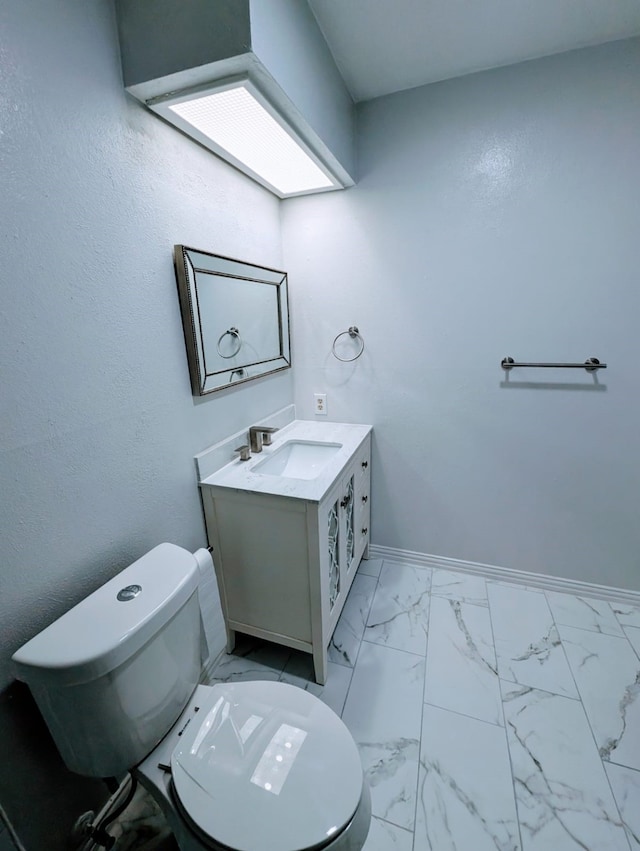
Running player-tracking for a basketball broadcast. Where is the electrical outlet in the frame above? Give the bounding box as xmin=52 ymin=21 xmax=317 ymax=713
xmin=314 ymin=393 xmax=327 ymax=415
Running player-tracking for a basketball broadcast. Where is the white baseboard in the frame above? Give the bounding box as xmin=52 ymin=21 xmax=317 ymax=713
xmin=367 ymin=544 xmax=640 ymax=606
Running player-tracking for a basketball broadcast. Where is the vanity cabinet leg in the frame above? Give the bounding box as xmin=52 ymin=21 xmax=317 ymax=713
xmin=313 ymin=644 xmax=328 ymax=686
xmin=226 ymin=628 xmax=236 ymax=653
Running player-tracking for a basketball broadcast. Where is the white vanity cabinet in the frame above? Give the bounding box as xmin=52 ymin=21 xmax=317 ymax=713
xmin=319 ymin=441 xmax=371 ymax=647
xmin=200 ymin=432 xmax=371 ymax=684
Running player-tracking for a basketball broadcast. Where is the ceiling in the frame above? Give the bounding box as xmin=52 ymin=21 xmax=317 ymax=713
xmin=307 ymin=0 xmax=640 ymax=102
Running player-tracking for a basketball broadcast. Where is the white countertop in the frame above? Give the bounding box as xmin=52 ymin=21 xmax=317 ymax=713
xmin=199 ymin=420 xmax=372 ymax=503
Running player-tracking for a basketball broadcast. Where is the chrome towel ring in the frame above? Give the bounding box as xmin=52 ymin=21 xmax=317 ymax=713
xmin=216 ymin=327 xmax=242 ymax=358
xmin=332 ymin=326 xmax=365 ymax=362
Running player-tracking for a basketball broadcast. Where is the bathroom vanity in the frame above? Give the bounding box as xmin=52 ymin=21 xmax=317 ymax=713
xmin=198 ymin=420 xmax=372 ymax=684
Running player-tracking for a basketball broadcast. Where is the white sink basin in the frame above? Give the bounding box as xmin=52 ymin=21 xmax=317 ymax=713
xmin=253 ymin=440 xmax=342 ymax=480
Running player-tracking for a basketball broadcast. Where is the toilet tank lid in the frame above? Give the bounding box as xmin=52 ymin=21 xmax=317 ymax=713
xmin=12 ymin=543 xmax=200 ymax=687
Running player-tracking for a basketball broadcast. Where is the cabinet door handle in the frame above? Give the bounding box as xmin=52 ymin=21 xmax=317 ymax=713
xmin=361 ymin=527 xmax=368 ymax=535
xmin=361 ymin=495 xmax=368 ymax=503
xmin=340 ymin=494 xmax=351 ymax=508
xmin=361 ymin=460 xmax=369 ymax=469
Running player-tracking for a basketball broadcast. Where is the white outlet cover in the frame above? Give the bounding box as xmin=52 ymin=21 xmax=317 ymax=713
xmin=314 ymin=393 xmax=327 ymax=415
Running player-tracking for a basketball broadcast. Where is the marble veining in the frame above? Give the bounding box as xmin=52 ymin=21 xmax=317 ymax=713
xmin=431 ymin=568 xmax=489 ymax=606
xmin=612 ymin=604 xmax=640 ymax=629
xmin=364 ymin=816 xmax=414 ymax=850
xmin=365 ymin=561 xmax=431 ymax=656
xmin=341 ymin=641 xmax=425 ymax=830
xmin=502 ymin=682 xmax=630 ymax=850
xmin=329 ymin=572 xmax=378 ymax=667
xmin=545 ymin=590 xmax=625 ymax=637
xmin=425 ymin=594 xmax=502 ymax=725
xmin=604 ymin=762 xmax=640 ymax=850
xmin=104 ymin=557 xmax=640 ymax=851
xmin=489 ymin=583 xmax=579 ymax=698
xmin=415 ymin=704 xmax=520 ymax=850
xmin=202 ymin=633 xmax=290 ymax=684
xmin=558 ymin=624 xmax=640 ymax=770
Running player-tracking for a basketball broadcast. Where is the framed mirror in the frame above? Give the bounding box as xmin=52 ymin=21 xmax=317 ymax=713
xmin=174 ymin=245 xmax=291 ymax=395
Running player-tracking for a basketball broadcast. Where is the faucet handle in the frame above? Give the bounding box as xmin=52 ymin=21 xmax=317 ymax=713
xmin=261 ymin=427 xmax=278 ymax=446
xmin=234 ymin=445 xmax=251 ymax=462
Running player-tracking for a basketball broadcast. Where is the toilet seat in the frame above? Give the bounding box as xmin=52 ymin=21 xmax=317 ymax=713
xmin=170 ymin=681 xmax=364 ymax=851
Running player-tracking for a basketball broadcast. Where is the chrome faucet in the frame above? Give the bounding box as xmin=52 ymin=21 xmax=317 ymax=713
xmin=249 ymin=425 xmax=278 ymax=453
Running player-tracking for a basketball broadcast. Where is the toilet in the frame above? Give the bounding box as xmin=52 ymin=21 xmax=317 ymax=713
xmin=12 ymin=543 xmax=371 ymax=851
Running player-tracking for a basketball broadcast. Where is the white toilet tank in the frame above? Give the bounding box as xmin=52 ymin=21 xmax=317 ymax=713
xmin=12 ymin=543 xmax=203 ymax=778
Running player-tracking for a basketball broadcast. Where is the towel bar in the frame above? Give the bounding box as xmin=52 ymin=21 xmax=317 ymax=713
xmin=501 ymin=357 xmax=606 ymax=372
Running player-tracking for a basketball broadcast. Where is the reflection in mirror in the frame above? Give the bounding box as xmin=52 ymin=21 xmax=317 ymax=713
xmin=174 ymin=246 xmax=292 ymax=395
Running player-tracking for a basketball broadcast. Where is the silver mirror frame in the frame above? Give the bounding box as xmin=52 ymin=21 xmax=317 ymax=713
xmin=174 ymin=245 xmax=292 ymax=395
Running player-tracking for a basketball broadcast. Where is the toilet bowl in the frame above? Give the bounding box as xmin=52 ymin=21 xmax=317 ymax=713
xmin=11 ymin=543 xmax=371 ymax=851
xmin=137 ymin=682 xmax=371 ymax=851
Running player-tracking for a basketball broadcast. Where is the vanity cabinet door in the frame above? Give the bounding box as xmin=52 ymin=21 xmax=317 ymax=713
xmin=316 ymin=479 xmax=346 ymax=647
xmin=320 ymin=483 xmax=343 ymax=621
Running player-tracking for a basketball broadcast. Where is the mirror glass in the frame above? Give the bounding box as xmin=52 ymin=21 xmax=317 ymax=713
xmin=174 ymin=245 xmax=291 ymax=395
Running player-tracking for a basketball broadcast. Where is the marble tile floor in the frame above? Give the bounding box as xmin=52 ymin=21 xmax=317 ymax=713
xmin=107 ymin=557 xmax=640 ymax=851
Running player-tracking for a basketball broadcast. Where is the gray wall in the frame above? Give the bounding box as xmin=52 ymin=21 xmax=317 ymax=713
xmin=116 ymin=0 xmax=251 ymax=88
xmin=0 ymin=1 xmax=291 ymax=846
xmin=249 ymin=0 xmax=356 ymax=180
xmin=282 ymin=38 xmax=640 ymax=592
xmin=2 ymin=1 xmax=640 ymax=846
